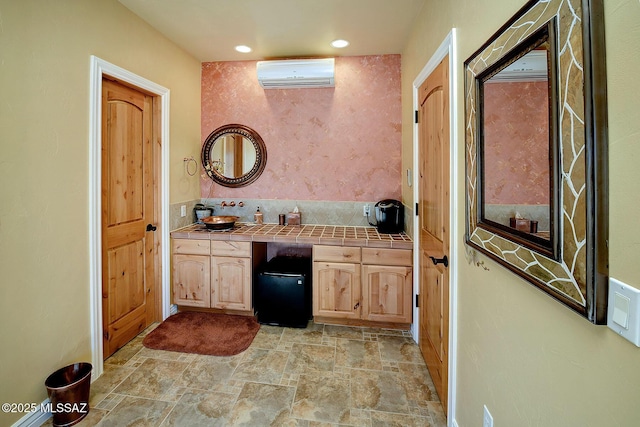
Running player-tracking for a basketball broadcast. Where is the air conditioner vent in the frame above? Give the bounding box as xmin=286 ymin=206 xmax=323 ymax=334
xmin=487 ymin=50 xmax=548 ymax=83
xmin=256 ymin=58 xmax=335 ymax=89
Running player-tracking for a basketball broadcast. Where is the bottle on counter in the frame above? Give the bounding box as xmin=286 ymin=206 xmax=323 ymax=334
xmin=254 ymin=207 xmax=263 ymax=224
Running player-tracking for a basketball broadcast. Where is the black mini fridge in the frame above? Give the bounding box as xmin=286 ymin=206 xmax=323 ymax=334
xmin=255 ymin=256 xmax=311 ymax=328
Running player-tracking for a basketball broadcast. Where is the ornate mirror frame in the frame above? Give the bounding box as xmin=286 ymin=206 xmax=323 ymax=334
xmin=202 ymin=124 xmax=267 ymax=188
xmin=464 ymin=0 xmax=609 ymax=323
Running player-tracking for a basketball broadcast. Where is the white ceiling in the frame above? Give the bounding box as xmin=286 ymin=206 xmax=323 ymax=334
xmin=118 ymin=0 xmax=427 ymax=62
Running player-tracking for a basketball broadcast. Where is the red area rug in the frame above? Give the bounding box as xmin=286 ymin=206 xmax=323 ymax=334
xmin=142 ymin=311 xmax=260 ymax=356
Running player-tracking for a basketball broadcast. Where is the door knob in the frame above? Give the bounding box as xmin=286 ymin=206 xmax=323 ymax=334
xmin=146 ymin=224 xmax=157 ymax=232
xmin=429 ymin=255 xmax=448 ymax=268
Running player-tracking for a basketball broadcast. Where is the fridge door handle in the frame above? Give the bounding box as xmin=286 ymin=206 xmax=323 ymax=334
xmin=261 ymin=272 xmax=304 ymax=278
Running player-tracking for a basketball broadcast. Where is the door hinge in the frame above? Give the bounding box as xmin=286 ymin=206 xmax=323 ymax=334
xmin=415 ymin=294 xmax=419 ymax=308
xmin=415 ymin=202 xmax=419 ymax=215
xmin=414 ymin=110 xmax=419 ymax=123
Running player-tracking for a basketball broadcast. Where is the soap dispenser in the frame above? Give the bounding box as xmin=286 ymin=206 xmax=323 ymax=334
xmin=254 ymin=207 xmax=263 ymax=224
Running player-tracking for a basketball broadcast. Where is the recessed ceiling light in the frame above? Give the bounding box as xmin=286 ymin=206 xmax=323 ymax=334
xmin=331 ymin=39 xmax=350 ymax=48
xmin=235 ymin=45 xmax=252 ymax=53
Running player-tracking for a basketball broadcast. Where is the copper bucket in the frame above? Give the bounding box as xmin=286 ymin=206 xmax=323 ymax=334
xmin=44 ymin=362 xmax=92 ymax=426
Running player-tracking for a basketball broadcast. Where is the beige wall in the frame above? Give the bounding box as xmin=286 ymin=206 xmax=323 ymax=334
xmin=0 ymin=0 xmax=200 ymax=425
xmin=402 ymin=0 xmax=640 ymax=425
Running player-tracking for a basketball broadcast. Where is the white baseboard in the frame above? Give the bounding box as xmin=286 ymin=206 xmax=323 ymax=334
xmin=451 ymin=418 xmax=459 ymax=427
xmin=170 ymin=304 xmax=178 ymax=315
xmin=11 ymin=398 xmax=51 ymax=427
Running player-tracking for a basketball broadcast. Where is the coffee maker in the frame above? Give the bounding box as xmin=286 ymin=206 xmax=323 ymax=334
xmin=368 ymin=199 xmax=404 ymax=234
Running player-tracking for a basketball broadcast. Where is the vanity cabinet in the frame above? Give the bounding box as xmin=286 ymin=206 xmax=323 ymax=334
xmin=172 ymin=239 xmax=263 ymax=313
xmin=312 ymin=245 xmax=413 ymax=326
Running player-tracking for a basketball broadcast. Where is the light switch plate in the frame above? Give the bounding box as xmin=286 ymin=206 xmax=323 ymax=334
xmin=607 ymin=277 xmax=640 ymax=347
xmin=612 ymin=292 xmax=630 ymax=328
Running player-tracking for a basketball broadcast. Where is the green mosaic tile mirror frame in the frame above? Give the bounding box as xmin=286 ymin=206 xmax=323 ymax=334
xmin=464 ymin=0 xmax=609 ymax=323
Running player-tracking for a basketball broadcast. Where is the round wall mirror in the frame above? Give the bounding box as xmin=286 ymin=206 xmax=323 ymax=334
xmin=201 ymin=124 xmax=267 ymax=187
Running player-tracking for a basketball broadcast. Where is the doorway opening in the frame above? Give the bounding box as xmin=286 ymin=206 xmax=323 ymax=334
xmin=411 ymin=29 xmax=458 ymax=420
xmin=89 ymin=56 xmax=171 ymax=378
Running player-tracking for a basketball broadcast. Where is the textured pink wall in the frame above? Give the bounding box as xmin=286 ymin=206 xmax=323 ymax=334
xmin=483 ymin=81 xmax=549 ymax=205
xmin=200 ymin=55 xmax=402 ymax=201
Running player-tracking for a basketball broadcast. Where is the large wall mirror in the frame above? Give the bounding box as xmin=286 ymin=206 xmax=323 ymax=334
xmin=478 ymin=20 xmax=560 ymax=259
xmin=464 ymin=0 xmax=608 ymax=323
xmin=202 ymin=124 xmax=267 ymax=187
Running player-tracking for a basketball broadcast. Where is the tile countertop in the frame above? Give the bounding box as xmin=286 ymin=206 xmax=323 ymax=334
xmin=171 ymin=223 xmax=413 ymax=250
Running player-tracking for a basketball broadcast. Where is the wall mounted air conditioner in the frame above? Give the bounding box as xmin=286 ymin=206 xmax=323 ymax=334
xmin=487 ymin=50 xmax=548 ymax=83
xmin=256 ymin=58 xmax=335 ymax=89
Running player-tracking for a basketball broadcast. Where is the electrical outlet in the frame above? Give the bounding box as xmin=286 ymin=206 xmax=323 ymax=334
xmin=363 ymin=204 xmax=370 ymax=217
xmin=180 ymin=205 xmax=187 ymax=217
xmin=483 ymin=405 xmax=494 ymax=427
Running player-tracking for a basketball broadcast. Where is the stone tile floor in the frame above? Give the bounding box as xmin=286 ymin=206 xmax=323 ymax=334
xmin=44 ymin=321 xmax=446 ymax=426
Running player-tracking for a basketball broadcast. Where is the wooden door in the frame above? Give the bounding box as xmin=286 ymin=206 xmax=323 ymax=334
xmin=102 ymin=78 xmax=155 ymax=358
xmin=211 ymin=256 xmax=252 ymax=310
xmin=362 ymin=265 xmax=412 ymax=323
xmin=173 ymin=255 xmax=210 ymax=308
xmin=313 ymin=262 xmax=361 ymax=319
xmin=418 ymin=56 xmax=450 ymax=414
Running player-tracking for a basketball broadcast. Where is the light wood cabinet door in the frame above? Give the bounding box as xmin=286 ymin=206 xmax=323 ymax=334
xmin=362 ymin=265 xmax=412 ymax=323
xmin=313 ymin=261 xmax=361 ymax=319
xmin=211 ymin=256 xmax=252 ymax=311
xmin=101 ymin=79 xmax=156 ymax=358
xmin=173 ymin=254 xmax=210 ymax=307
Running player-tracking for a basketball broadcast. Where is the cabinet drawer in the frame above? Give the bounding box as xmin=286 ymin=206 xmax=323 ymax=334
xmin=211 ymin=240 xmax=251 ymax=257
xmin=362 ymin=248 xmax=412 ymax=266
xmin=313 ymin=245 xmax=361 ymax=263
xmin=173 ymin=239 xmax=210 ymax=255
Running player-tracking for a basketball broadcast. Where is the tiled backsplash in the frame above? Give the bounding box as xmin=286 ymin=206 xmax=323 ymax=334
xmin=202 ymin=198 xmax=375 ymax=227
xmin=169 ymin=199 xmax=200 ymax=231
xmin=484 ymin=204 xmax=550 ymax=232
xmin=170 ymin=198 xmax=413 ymax=238
xmin=404 ymin=203 xmax=414 ymax=238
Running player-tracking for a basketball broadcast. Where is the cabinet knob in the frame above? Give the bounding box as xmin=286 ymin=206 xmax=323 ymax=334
xmin=353 ymin=301 xmax=360 ymax=310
